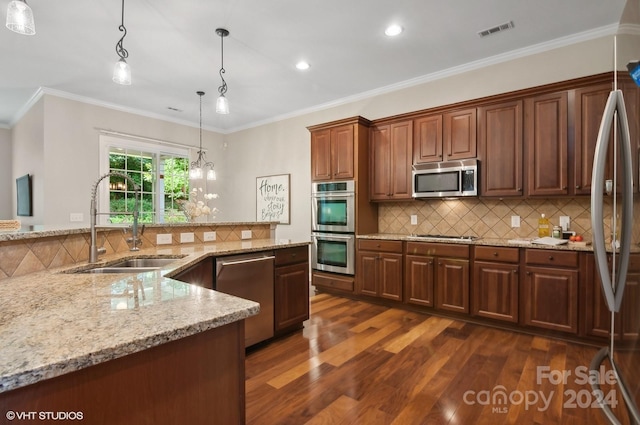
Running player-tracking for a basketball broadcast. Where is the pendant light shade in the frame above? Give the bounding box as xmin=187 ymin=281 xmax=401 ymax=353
xmin=6 ymin=0 xmax=35 ymax=35
xmin=113 ymin=0 xmax=131 ymax=85
xmin=215 ymin=28 xmax=230 ymax=115
xmin=113 ymin=58 xmax=132 ymax=85
xmin=190 ymin=91 xmax=216 ymax=181
xmin=216 ymin=94 xmax=229 ymax=115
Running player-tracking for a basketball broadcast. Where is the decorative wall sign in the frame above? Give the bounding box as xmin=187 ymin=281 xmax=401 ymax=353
xmin=256 ymin=174 xmax=290 ymax=224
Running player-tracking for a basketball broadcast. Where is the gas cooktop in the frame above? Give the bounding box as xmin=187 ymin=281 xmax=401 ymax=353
xmin=409 ymin=234 xmax=479 ymax=241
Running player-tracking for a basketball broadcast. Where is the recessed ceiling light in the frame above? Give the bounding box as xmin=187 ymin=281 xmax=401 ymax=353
xmin=385 ymin=24 xmax=403 ymax=37
xmin=296 ymin=61 xmax=310 ymax=70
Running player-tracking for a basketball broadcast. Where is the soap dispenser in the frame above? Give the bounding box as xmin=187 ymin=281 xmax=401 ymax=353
xmin=538 ymin=214 xmax=550 ymax=237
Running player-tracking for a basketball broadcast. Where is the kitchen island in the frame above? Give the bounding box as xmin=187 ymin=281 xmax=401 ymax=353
xmin=0 ymin=233 xmax=310 ymax=425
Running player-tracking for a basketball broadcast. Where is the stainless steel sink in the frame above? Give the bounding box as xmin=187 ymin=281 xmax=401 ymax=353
xmin=71 ymin=256 xmax=182 ymax=274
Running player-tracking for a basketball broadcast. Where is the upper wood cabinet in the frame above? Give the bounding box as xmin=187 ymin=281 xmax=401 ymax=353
xmin=370 ymin=120 xmax=413 ymax=201
xmin=444 ymin=108 xmax=477 ymax=160
xmin=309 ymin=117 xmax=371 ymax=182
xmin=478 ymin=100 xmax=523 ymax=197
xmin=413 ymin=114 xmax=443 ymax=163
xmin=525 ymin=91 xmax=569 ymax=196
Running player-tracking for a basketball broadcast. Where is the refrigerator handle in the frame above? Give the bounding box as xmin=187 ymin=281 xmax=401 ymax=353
xmin=590 ymin=90 xmax=634 ymax=313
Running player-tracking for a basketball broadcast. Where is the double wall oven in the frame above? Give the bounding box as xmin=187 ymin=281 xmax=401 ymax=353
xmin=311 ymin=180 xmax=356 ymax=275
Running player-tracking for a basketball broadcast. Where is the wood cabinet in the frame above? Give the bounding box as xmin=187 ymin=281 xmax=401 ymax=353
xmin=444 ymin=108 xmax=477 ymax=160
xmin=478 ymin=100 xmax=523 ymax=197
xmin=525 ymin=91 xmax=569 ymax=196
xmin=370 ymin=120 xmax=413 ymax=200
xmin=312 ymin=270 xmax=354 ymax=293
xmin=413 ymin=114 xmax=443 ymax=163
xmin=583 ymin=253 xmax=640 ymax=342
xmin=356 ymin=239 xmax=403 ymax=301
xmin=172 ymin=257 xmax=214 ymax=290
xmin=274 ymin=246 xmax=310 ymax=332
xmin=522 ymin=249 xmax=579 ymax=334
xmin=405 ymin=242 xmax=470 ymax=313
xmin=472 ymin=246 xmax=520 ymax=323
xmin=309 ymin=117 xmax=371 ymax=182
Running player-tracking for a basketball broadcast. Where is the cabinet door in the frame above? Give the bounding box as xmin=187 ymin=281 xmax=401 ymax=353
xmin=582 ymin=253 xmax=618 ymax=340
xmin=436 ymin=258 xmax=469 ymax=313
xmin=473 ymin=261 xmax=519 ymax=323
xmin=172 ymin=258 xmax=214 ymax=290
xmin=356 ymin=251 xmax=379 ymax=297
xmin=413 ymin=114 xmax=443 ymax=163
xmin=405 ymin=255 xmax=435 ymax=307
xmin=331 ymin=124 xmax=355 ymax=180
xmin=379 ymin=253 xmax=403 ymax=301
xmin=621 ymin=270 xmax=640 ymax=342
xmin=525 ymin=91 xmax=569 ymax=196
xmin=523 ymin=266 xmax=578 ymax=334
xmin=275 ymin=263 xmax=310 ymax=331
xmin=370 ymin=125 xmax=391 ymax=200
xmin=574 ymin=84 xmax=612 ymax=195
xmin=478 ymin=101 xmax=523 ymax=197
xmin=444 ymin=108 xmax=477 ymax=160
xmin=389 ymin=121 xmax=413 ymax=200
xmin=311 ymin=128 xmax=332 ymax=181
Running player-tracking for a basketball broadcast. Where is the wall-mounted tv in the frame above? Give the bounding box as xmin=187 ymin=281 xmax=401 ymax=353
xmin=16 ymin=174 xmax=32 ymax=217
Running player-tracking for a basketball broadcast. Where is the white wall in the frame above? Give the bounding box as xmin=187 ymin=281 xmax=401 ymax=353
xmin=0 ymin=128 xmax=11 ymax=218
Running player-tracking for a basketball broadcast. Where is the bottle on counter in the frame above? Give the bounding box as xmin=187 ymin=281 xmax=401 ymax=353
xmin=538 ymin=213 xmax=550 ymax=237
xmin=552 ymin=225 xmax=562 ymax=239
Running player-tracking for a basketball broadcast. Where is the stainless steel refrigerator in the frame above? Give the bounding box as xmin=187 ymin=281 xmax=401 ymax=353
xmin=589 ymin=5 xmax=640 ymax=421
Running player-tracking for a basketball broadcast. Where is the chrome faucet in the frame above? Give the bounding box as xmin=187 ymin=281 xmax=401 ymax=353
xmin=89 ymin=172 xmax=142 ymax=263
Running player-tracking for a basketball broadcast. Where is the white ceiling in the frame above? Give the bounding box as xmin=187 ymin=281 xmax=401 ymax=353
xmin=0 ymin=0 xmax=629 ymax=133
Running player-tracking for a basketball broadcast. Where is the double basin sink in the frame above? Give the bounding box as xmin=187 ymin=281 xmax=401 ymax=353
xmin=75 ymin=257 xmax=181 ymax=274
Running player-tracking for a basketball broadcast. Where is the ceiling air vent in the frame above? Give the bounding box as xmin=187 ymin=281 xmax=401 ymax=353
xmin=478 ymin=21 xmax=515 ymax=38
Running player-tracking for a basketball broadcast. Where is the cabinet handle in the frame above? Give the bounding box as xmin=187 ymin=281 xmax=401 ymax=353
xmin=548 ymin=256 xmax=554 ymax=261
xmin=563 ymin=186 xmax=567 ymax=190
xmin=526 ymin=271 xmax=531 ymax=275
xmin=438 ymin=262 xmax=443 ymax=266
xmin=493 ymin=252 xmax=498 ymax=257
xmin=517 ymin=188 xmax=522 ymax=191
xmin=576 ymin=185 xmax=581 ymax=189
xmin=513 ymin=269 xmax=518 ymax=274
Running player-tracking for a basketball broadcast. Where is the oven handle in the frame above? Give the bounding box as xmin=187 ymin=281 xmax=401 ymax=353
xmin=312 ymin=193 xmax=355 ymax=198
xmin=312 ymin=233 xmax=354 ymax=240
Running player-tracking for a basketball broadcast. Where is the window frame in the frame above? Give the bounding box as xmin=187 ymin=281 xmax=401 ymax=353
xmin=99 ymin=134 xmax=191 ymax=225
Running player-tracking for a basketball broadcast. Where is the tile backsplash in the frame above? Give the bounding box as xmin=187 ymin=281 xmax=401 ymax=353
xmin=378 ymin=197 xmax=640 ymax=243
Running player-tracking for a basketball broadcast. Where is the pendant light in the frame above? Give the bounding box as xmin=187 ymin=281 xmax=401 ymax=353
xmin=215 ymin=28 xmax=230 ymax=114
xmin=6 ymin=0 xmax=35 ymax=35
xmin=112 ymin=0 xmax=131 ymax=85
xmin=190 ymin=91 xmax=216 ymax=181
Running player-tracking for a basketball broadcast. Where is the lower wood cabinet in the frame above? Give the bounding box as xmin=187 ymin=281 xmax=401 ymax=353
xmin=274 ymin=246 xmax=310 ymax=332
xmin=472 ymin=246 xmax=519 ymax=323
xmin=312 ymin=271 xmax=354 ymax=293
xmin=522 ymin=249 xmax=579 ymax=334
xmin=356 ymin=239 xmax=403 ymax=301
xmin=172 ymin=257 xmax=214 ymax=290
xmin=405 ymin=242 xmax=470 ymax=313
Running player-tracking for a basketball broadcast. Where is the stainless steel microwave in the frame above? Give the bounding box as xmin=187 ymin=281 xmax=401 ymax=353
xmin=412 ymin=159 xmax=478 ymax=198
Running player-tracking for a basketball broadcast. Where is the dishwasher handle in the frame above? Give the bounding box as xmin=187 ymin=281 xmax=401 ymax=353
xmin=218 ymin=255 xmax=275 ymax=267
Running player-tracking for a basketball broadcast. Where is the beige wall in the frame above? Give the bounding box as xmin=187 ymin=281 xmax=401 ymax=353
xmin=0 ymin=128 xmax=11 ymax=218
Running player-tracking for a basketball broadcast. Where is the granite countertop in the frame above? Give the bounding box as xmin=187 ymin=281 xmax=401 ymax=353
xmin=357 ymin=233 xmax=640 ymax=253
xmin=0 ymin=238 xmax=310 ymax=394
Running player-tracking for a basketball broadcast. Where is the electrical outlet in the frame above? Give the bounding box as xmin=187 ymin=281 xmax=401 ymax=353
xmin=156 ymin=234 xmax=172 ymax=245
xmin=69 ymin=213 xmax=84 ymax=222
xmin=511 ymin=215 xmax=521 ymax=228
xmin=410 ymin=215 xmax=418 ymax=225
xmin=559 ymin=216 xmax=570 ymax=231
xmin=180 ymin=232 xmax=194 ymax=243
xmin=203 ymin=231 xmax=216 ymax=242
xmin=241 ymin=230 xmax=252 ymax=239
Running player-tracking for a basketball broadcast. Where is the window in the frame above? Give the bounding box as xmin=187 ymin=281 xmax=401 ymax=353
xmin=99 ymin=135 xmax=191 ymax=224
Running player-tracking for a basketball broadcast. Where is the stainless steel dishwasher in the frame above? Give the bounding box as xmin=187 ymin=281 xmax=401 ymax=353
xmin=215 ymin=251 xmax=275 ymax=347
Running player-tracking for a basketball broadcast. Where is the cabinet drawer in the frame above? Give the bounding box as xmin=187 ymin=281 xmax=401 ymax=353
xmin=406 ymin=242 xmax=469 ymax=259
xmin=475 ymin=246 xmax=519 ymax=263
xmin=313 ymin=272 xmax=354 ymax=292
xmin=525 ymin=249 xmax=578 ymax=268
xmin=275 ymin=246 xmax=309 ymax=266
xmin=358 ymin=239 xmax=403 ymax=253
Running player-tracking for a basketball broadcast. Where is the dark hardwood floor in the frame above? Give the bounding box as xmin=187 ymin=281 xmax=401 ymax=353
xmin=246 ymin=294 xmax=638 ymax=424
